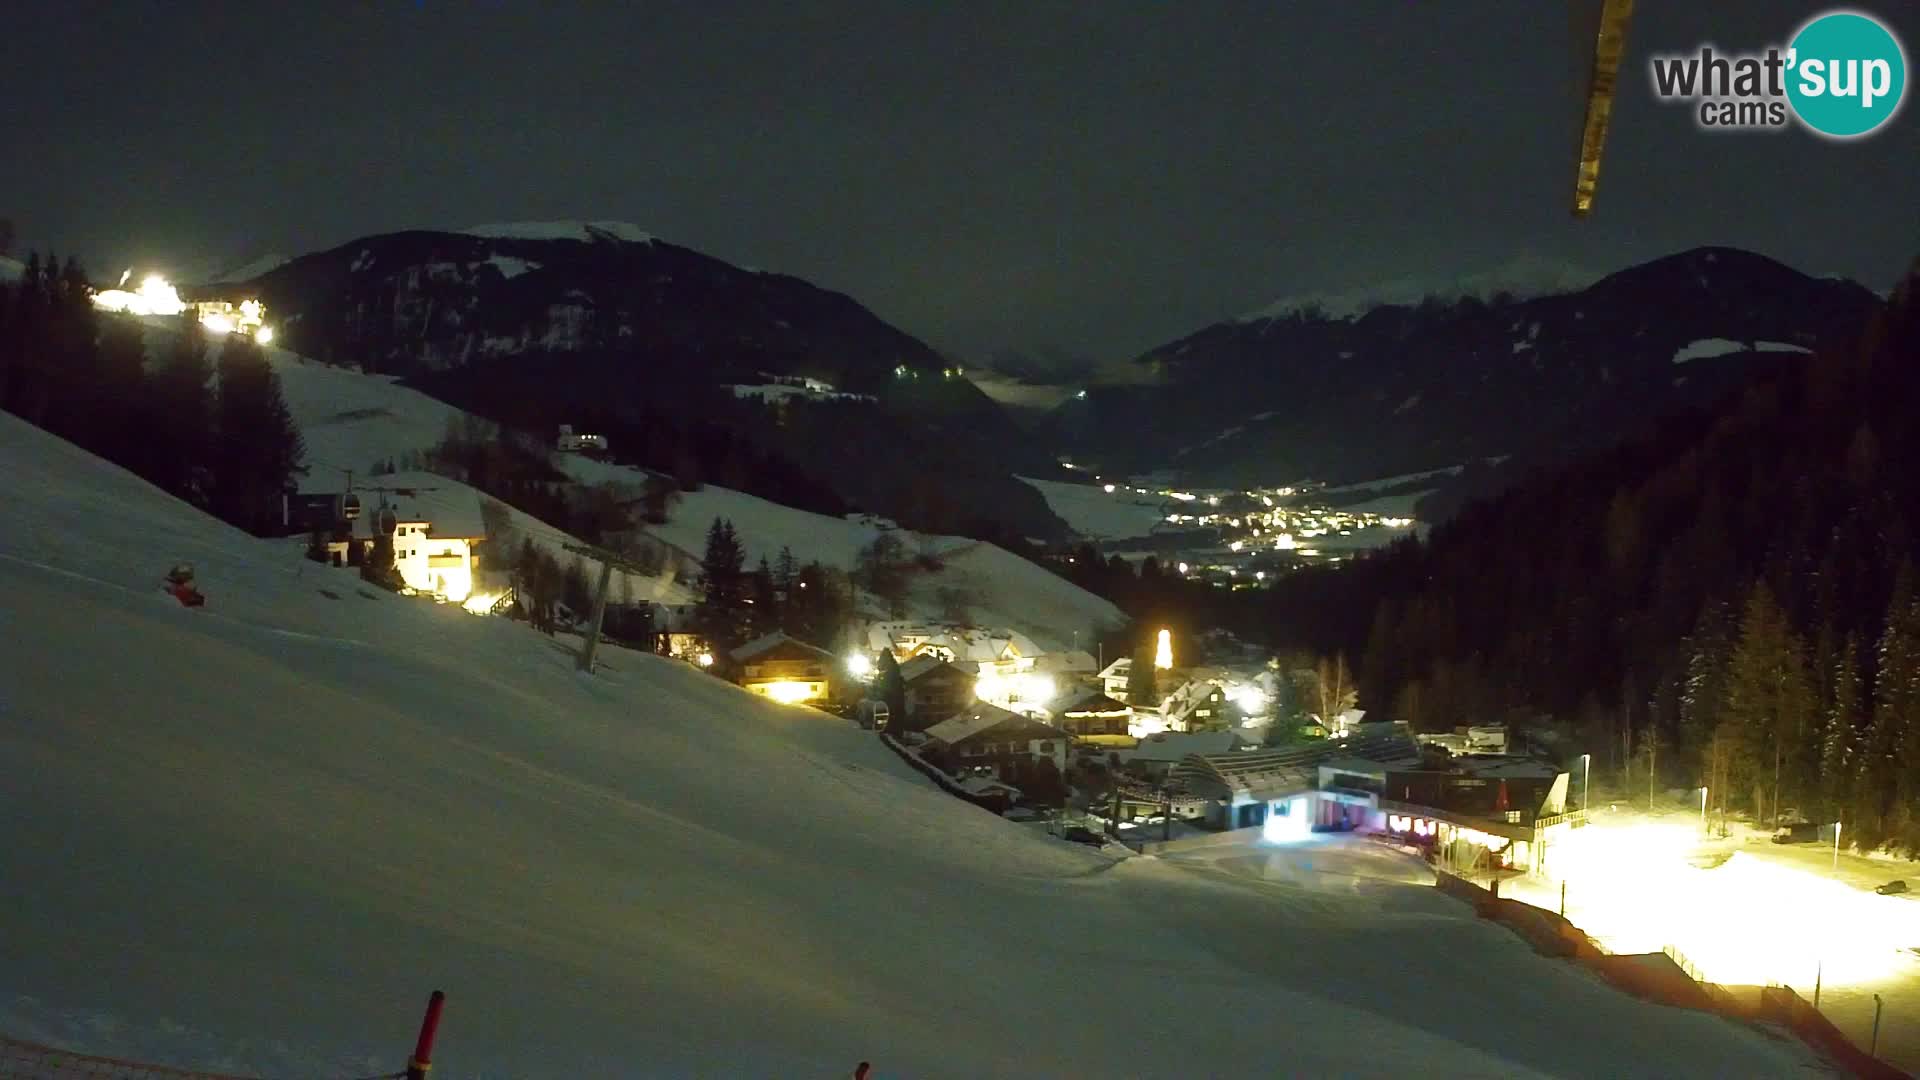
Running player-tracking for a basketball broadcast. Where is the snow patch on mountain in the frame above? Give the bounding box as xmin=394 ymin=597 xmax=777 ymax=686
xmin=0 ymin=255 xmax=21 ymax=282
xmin=1670 ymin=338 xmax=1748 ymax=364
xmin=1240 ymin=254 xmax=1600 ymax=323
xmin=464 ymin=221 xmax=654 ymax=244
xmin=484 ymin=254 xmax=539 ymax=280
xmin=1756 ymin=340 xmax=1813 ymax=354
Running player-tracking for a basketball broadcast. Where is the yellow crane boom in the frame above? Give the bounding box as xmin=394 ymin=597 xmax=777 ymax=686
xmin=1573 ymin=0 xmax=1637 ymax=216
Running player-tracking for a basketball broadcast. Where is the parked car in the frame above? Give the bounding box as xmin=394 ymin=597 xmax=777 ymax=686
xmin=1061 ymin=826 xmax=1104 ymax=847
xmin=1877 ymin=880 xmax=1909 ymax=896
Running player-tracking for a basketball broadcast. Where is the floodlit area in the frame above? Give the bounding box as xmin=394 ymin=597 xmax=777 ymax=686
xmin=1501 ymin=804 xmax=1920 ymax=1071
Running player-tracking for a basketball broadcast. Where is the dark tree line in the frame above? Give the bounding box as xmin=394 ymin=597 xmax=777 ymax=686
xmin=0 ymin=254 xmax=305 ymax=534
xmin=1254 ymin=259 xmax=1920 ymax=852
xmin=696 ymin=518 xmax=849 ymax=656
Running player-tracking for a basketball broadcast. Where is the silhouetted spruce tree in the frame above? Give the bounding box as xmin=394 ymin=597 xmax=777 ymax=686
xmin=748 ymin=556 xmax=778 ymax=637
xmin=211 ymin=334 xmax=305 ymax=533
xmin=874 ymin=649 xmax=907 ymax=725
xmin=697 ymin=517 xmax=747 ymax=651
xmin=149 ymin=314 xmax=215 ymax=504
xmin=1820 ymin=632 xmax=1864 ymax=824
xmin=89 ymin=313 xmax=150 ymax=468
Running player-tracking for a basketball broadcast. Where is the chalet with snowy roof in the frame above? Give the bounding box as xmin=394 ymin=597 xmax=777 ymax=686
xmin=863 ymin=622 xmax=1041 ymax=678
xmin=897 ymin=655 xmax=977 ymax=730
xmin=730 ymin=632 xmax=837 ymax=706
xmin=1159 ymin=679 xmax=1234 ymax=732
xmin=1033 ymin=649 xmax=1099 ymax=678
xmin=1052 ymin=687 xmax=1133 ymax=746
xmin=922 ymin=703 xmax=1068 ymax=780
xmin=1119 ymin=730 xmax=1247 ymax=781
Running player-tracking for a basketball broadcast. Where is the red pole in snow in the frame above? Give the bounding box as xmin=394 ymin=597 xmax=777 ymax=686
xmin=406 ymin=990 xmax=446 ymax=1080
xmin=853 ymin=1063 xmax=871 ymax=1080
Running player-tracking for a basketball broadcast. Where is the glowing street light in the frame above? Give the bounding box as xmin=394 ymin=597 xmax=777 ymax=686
xmin=1700 ymin=786 xmax=1708 ymax=830
xmin=846 ymin=652 xmax=873 ymax=680
xmin=1154 ymin=628 xmax=1172 ymax=670
xmin=695 ymin=652 xmax=714 ymax=668
xmin=1833 ymin=820 xmax=1843 ymax=873
xmin=1581 ymin=753 xmax=1591 ymax=815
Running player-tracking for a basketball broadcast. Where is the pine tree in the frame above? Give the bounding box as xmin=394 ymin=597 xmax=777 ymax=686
xmin=875 ymin=649 xmax=908 ymax=725
xmin=211 ymin=334 xmax=305 ymax=532
xmin=1130 ymin=636 xmax=1160 ymax=710
xmin=1720 ymin=581 xmax=1814 ymax=826
xmin=1866 ymin=563 xmax=1920 ymax=853
xmin=1820 ymin=633 xmax=1864 ymax=823
xmin=697 ymin=517 xmax=747 ymax=652
xmin=749 ymin=556 xmax=778 ymax=638
xmin=150 ymin=314 xmax=215 ymax=503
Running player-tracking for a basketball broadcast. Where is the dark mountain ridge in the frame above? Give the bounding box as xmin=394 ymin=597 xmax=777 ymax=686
xmin=1045 ymin=247 xmax=1882 ymax=496
xmin=214 ymin=225 xmax=1066 ymax=540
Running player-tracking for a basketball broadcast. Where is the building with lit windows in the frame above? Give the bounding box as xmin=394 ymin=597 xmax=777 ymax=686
xmin=922 ymin=703 xmax=1068 ymax=781
xmin=730 ymin=632 xmax=838 ymax=706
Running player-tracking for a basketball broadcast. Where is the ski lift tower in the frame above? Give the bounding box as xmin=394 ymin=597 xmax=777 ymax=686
xmin=1570 ymin=0 xmax=1637 ymax=216
xmin=563 ymin=541 xmax=652 ymax=675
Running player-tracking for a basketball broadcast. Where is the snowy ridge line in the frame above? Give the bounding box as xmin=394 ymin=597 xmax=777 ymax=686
xmin=0 ymin=1031 xmax=404 ymax=1080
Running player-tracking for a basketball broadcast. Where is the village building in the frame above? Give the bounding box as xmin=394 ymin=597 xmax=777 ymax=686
xmin=647 ymin=602 xmax=706 ymax=661
xmin=1117 ymin=730 xmax=1247 ymax=782
xmin=1158 ymin=679 xmax=1235 ymax=733
xmin=1097 ymin=657 xmax=1132 ymax=702
xmin=730 ymin=632 xmax=837 ymax=706
xmin=922 ymin=703 xmax=1069 ymax=781
xmin=898 ymin=655 xmax=977 ymax=730
xmin=1050 ymin=686 xmax=1134 ymax=747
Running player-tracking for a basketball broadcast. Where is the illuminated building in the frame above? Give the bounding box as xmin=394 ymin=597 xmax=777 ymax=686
xmin=729 ymin=631 xmax=838 ymax=707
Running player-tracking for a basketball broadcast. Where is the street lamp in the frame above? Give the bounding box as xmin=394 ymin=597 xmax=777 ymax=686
xmin=1580 ymin=753 xmax=1591 ymax=815
xmin=1833 ymin=820 xmax=1843 ymax=873
xmin=1700 ymin=786 xmax=1708 ymax=830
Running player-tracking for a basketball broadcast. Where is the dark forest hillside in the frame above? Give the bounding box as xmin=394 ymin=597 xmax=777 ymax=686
xmin=1254 ymin=258 xmax=1920 ymax=852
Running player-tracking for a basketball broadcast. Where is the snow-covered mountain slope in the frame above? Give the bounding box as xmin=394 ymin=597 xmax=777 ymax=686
xmin=0 ymin=412 xmax=1826 ymax=1077
xmin=136 ymin=323 xmax=690 ymax=604
xmin=1016 ymin=475 xmax=1170 ymax=541
xmin=558 ymin=456 xmax=1126 ymax=650
xmin=207 ymin=325 xmax=1115 ymax=644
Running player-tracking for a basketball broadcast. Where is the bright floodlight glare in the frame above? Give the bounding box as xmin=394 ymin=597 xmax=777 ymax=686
xmin=846 ymin=652 xmax=873 ymax=678
xmin=254 ymin=325 xmax=275 ymax=345
xmin=201 ymin=313 xmax=235 ymax=335
xmin=1527 ymin=816 xmax=1920 ymax=990
xmin=1233 ymin=686 xmax=1267 ymax=714
xmin=1154 ymin=628 xmax=1173 ymax=669
xmin=696 ymin=652 xmax=714 ymax=668
xmin=765 ymin=680 xmax=813 ymax=704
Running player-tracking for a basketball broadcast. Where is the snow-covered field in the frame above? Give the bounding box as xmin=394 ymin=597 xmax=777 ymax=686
xmin=1015 ymin=476 xmax=1168 ymax=540
xmin=0 ymin=413 xmax=1833 ymax=1078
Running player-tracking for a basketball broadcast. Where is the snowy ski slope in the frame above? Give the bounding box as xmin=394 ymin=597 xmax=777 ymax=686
xmin=0 ymin=413 xmax=1827 ymax=1077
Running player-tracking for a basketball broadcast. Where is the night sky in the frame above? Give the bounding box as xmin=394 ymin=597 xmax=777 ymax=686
xmin=6 ymin=1 xmax=1915 ymax=361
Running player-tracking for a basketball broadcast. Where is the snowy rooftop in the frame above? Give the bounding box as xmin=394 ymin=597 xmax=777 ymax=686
xmin=1123 ymin=730 xmax=1246 ymax=763
xmin=924 ymin=703 xmax=1059 ymax=746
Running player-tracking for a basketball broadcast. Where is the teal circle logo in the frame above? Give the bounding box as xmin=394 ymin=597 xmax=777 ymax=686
xmin=1786 ymin=11 xmax=1907 ymax=138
